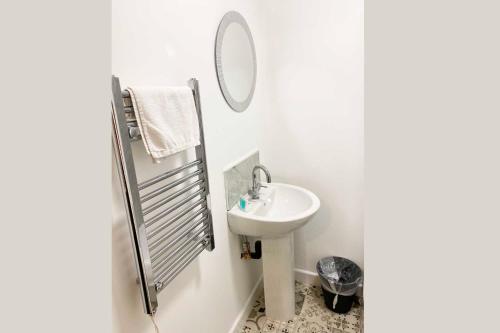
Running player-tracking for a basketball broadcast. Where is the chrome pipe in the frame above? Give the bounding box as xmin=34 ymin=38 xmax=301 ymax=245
xmin=147 ymin=199 xmax=205 ymax=239
xmin=148 ymin=210 xmax=208 ymax=252
xmin=154 ymin=240 xmax=207 ymax=284
xmin=189 ymin=78 xmax=215 ymax=252
xmin=154 ymin=240 xmax=204 ymax=282
xmin=141 ymin=168 xmax=204 ymax=203
xmin=150 ymin=212 xmax=207 ymax=256
xmin=151 ymin=222 xmax=208 ymax=264
xmin=112 ymin=76 xmax=158 ymax=314
xmin=155 ymin=244 xmax=207 ymax=292
xmin=152 ymin=225 xmax=209 ymax=272
xmin=142 ymin=179 xmax=204 ymax=215
xmin=138 ymin=159 xmax=202 ymax=190
xmin=144 ymin=188 xmax=205 ymax=228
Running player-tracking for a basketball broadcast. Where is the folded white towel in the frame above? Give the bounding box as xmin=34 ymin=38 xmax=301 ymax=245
xmin=126 ymin=86 xmax=201 ymax=163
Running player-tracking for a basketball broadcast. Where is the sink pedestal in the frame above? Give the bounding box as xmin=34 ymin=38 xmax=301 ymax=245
xmin=262 ymin=233 xmax=295 ymax=321
xmin=227 ymin=182 xmax=320 ymax=321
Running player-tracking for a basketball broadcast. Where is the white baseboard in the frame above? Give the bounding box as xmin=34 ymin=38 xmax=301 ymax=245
xmin=228 ymin=275 xmax=264 ymax=333
xmin=294 ymin=268 xmax=320 ymax=286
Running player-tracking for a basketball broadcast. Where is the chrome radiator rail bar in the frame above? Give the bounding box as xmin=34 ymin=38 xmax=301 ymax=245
xmin=144 ymin=188 xmax=206 ymax=228
xmin=154 ymin=239 xmax=208 ymax=284
xmin=140 ymin=168 xmax=204 ymax=203
xmin=151 ymin=221 xmax=209 ymax=264
xmin=148 ymin=209 xmax=208 ymax=252
xmin=138 ymin=159 xmax=202 ymax=191
xmin=155 ymin=243 xmax=208 ymax=292
xmin=147 ymin=199 xmax=206 ymax=240
xmin=152 ymin=224 xmax=209 ymax=273
xmin=142 ymin=179 xmax=205 ymax=215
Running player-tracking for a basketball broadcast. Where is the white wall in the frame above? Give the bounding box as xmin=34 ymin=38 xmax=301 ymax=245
xmin=112 ymin=1 xmax=268 ymax=332
xmin=256 ymin=0 xmax=364 ymax=272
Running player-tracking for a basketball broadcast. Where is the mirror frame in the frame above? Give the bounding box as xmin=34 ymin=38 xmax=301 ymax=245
xmin=215 ymin=11 xmax=257 ymax=112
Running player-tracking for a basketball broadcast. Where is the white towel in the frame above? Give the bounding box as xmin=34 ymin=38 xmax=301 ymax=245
xmin=126 ymin=86 xmax=201 ymax=163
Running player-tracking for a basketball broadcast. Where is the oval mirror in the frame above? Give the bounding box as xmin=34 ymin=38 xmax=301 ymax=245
xmin=215 ymin=11 xmax=257 ymax=112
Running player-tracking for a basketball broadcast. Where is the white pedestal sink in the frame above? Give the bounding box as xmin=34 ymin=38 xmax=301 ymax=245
xmin=227 ymin=183 xmax=320 ymax=321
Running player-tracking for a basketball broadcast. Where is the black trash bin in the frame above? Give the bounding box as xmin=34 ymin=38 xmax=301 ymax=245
xmin=316 ymin=256 xmax=363 ymax=314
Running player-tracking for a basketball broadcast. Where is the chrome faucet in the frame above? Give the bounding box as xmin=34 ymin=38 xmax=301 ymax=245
xmin=248 ymin=164 xmax=272 ymax=199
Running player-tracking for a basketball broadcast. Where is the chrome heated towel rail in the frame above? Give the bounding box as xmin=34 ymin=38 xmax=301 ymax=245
xmin=111 ymin=76 xmax=215 ymax=315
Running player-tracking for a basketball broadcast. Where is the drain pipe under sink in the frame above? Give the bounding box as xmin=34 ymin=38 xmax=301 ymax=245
xmin=240 ymin=235 xmax=262 ymax=259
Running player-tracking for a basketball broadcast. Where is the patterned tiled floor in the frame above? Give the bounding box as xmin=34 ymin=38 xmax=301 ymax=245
xmin=240 ymin=281 xmax=363 ymax=333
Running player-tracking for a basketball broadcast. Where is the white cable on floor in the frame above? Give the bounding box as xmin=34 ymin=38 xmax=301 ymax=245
xmin=150 ymin=314 xmax=160 ymax=333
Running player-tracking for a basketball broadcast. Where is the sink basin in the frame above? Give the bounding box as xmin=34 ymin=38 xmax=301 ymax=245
xmin=227 ymin=183 xmax=320 ymax=238
xmin=226 ymin=182 xmax=320 ymax=322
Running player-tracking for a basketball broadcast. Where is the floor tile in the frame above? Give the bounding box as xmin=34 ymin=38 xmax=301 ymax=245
xmin=239 ymin=281 xmax=363 ymax=333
